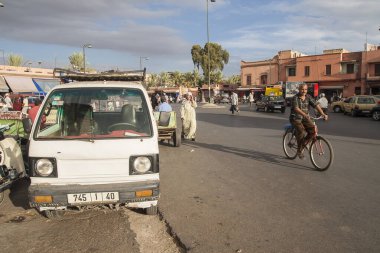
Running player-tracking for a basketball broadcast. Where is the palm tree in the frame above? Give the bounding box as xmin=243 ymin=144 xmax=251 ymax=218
xmin=171 ymin=71 xmax=184 ymax=87
xmin=159 ymin=72 xmax=171 ymax=87
xmin=147 ymin=73 xmax=159 ymax=88
xmin=191 ymin=42 xmax=229 ymax=84
xmin=8 ymin=54 xmax=23 ymax=66
xmin=182 ymin=72 xmax=195 ymax=88
xmin=68 ymin=52 xmax=84 ymax=71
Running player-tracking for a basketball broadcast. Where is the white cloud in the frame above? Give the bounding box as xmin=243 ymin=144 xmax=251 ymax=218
xmin=0 ymin=0 xmax=188 ymax=56
xmin=220 ymin=0 xmax=380 ymax=62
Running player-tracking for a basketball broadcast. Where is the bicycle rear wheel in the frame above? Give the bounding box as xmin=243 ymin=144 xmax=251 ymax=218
xmin=309 ymin=136 xmax=333 ymax=171
xmin=283 ymin=129 xmax=298 ymax=159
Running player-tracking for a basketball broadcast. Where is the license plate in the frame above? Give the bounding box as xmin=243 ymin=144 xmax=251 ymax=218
xmin=275 ymin=106 xmax=281 ymax=108
xmin=67 ymin=192 xmax=119 ymax=204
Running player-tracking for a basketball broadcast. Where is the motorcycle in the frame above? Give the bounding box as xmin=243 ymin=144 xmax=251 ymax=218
xmin=0 ymin=123 xmax=26 ymax=206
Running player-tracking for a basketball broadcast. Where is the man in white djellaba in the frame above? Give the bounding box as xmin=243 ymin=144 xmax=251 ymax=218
xmin=317 ymin=93 xmax=329 ymax=114
xmin=181 ymin=92 xmax=197 ymax=141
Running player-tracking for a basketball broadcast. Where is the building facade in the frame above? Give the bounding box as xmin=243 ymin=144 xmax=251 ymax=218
xmin=241 ymin=47 xmax=380 ymax=100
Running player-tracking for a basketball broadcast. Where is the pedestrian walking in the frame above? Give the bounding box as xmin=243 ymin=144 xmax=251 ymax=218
xmin=242 ymin=94 xmax=247 ymax=104
xmin=230 ymin=91 xmax=239 ymax=114
xmin=21 ymin=96 xmax=29 ymax=115
xmin=248 ymin=91 xmax=254 ymax=108
xmin=3 ymin=93 xmax=13 ymax=111
xmin=317 ymin=93 xmax=329 ymax=114
xmin=181 ymin=92 xmax=197 ymax=141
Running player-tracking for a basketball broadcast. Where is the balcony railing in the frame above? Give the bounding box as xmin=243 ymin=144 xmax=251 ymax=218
xmin=366 ymin=73 xmax=380 ymax=81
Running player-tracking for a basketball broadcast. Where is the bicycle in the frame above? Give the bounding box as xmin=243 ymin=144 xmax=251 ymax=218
xmin=282 ymin=116 xmax=334 ymax=171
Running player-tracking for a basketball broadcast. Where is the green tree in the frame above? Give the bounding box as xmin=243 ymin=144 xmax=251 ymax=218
xmin=191 ymin=42 xmax=229 ymax=83
xmin=182 ymin=72 xmax=195 ymax=88
xmin=225 ymin=74 xmax=241 ymax=85
xmin=211 ymin=71 xmax=223 ymax=84
xmin=159 ymin=72 xmax=172 ymax=87
xmin=69 ymin=52 xmax=84 ymax=71
xmin=147 ymin=73 xmax=159 ymax=88
xmin=171 ymin=71 xmax=184 ymax=87
xmin=8 ymin=54 xmax=23 ymax=66
xmin=191 ymin=45 xmax=202 ymax=71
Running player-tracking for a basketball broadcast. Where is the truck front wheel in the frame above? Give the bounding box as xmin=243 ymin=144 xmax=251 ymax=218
xmin=44 ymin=210 xmax=65 ymax=219
xmin=146 ymin=205 xmax=158 ymax=215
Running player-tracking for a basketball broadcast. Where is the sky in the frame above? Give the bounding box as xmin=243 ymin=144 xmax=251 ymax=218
xmin=0 ymin=0 xmax=379 ymax=77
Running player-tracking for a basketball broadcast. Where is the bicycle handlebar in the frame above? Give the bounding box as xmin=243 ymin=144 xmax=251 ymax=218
xmin=309 ymin=116 xmax=324 ymax=120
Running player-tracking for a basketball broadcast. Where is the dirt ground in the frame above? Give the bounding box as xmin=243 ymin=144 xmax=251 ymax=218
xmin=0 ymin=179 xmax=182 ymax=253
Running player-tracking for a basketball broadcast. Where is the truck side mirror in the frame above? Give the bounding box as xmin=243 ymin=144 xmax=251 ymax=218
xmin=22 ymin=118 xmax=33 ymax=134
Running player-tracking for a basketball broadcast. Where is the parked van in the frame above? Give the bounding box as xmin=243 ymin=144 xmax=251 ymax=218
xmin=24 ymin=81 xmax=159 ymax=218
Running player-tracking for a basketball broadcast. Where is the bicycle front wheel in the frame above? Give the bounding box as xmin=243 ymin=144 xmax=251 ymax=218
xmin=283 ymin=129 xmax=298 ymax=159
xmin=309 ymin=136 xmax=334 ymax=171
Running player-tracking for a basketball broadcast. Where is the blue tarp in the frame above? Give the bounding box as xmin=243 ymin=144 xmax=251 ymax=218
xmin=32 ymin=78 xmax=60 ymax=95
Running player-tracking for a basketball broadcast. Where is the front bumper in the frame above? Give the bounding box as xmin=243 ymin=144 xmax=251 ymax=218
xmin=29 ymin=180 xmax=159 ymax=209
xmin=268 ymin=104 xmax=285 ymax=110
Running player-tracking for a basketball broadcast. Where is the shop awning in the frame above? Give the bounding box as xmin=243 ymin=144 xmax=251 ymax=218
xmin=32 ymin=78 xmax=60 ymax=95
xmin=319 ymin=85 xmax=344 ymax=89
xmin=0 ymin=76 xmax=10 ymax=92
xmin=3 ymin=76 xmax=39 ymax=93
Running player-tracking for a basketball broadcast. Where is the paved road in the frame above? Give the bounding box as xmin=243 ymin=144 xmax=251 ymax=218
xmin=159 ymin=103 xmax=380 ymax=253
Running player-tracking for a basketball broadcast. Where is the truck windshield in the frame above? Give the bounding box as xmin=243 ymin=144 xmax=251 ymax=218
xmin=34 ymin=87 xmax=152 ymax=139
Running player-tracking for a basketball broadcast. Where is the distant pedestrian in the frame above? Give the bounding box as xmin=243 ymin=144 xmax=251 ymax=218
xmin=317 ymin=93 xmax=329 ymax=114
xmin=157 ymin=96 xmax=172 ymax=112
xmin=4 ymin=93 xmax=13 ymax=111
xmin=21 ymin=96 xmax=29 ymax=115
xmin=181 ymin=92 xmax=197 ymax=141
xmin=151 ymin=94 xmax=157 ymax=109
xmin=230 ymin=91 xmax=239 ymax=114
xmin=28 ymin=98 xmax=44 ymax=124
xmin=248 ymin=91 xmax=254 ymax=108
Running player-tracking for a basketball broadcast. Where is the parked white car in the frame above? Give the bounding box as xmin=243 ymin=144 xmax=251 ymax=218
xmin=25 ymin=81 xmax=159 ymax=218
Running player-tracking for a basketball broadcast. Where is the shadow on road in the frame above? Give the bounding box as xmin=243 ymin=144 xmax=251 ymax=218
xmin=197 ymin=111 xmax=287 ymax=131
xmin=182 ymin=140 xmax=316 ymax=171
xmin=8 ymin=178 xmax=31 ymax=210
xmin=196 ymin=109 xmax=380 ymax=141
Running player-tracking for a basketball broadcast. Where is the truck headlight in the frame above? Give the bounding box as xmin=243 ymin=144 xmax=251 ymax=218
xmin=35 ymin=159 xmax=54 ymax=177
xmin=133 ymin=156 xmax=152 ymax=173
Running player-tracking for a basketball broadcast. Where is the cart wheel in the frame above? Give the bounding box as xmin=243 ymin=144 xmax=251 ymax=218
xmin=173 ymin=129 xmax=181 ymax=147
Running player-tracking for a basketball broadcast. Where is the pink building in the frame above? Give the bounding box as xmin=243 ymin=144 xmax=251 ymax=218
xmin=241 ymin=47 xmax=380 ymax=100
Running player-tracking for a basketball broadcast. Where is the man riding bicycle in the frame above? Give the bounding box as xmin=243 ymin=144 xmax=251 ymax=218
xmin=290 ymin=84 xmax=328 ymax=158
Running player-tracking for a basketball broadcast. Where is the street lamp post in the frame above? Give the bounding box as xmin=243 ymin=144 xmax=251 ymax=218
xmin=139 ymin=56 xmax=149 ymax=70
xmin=206 ymin=0 xmax=215 ymax=103
xmin=82 ymin=44 xmax=92 ymax=74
